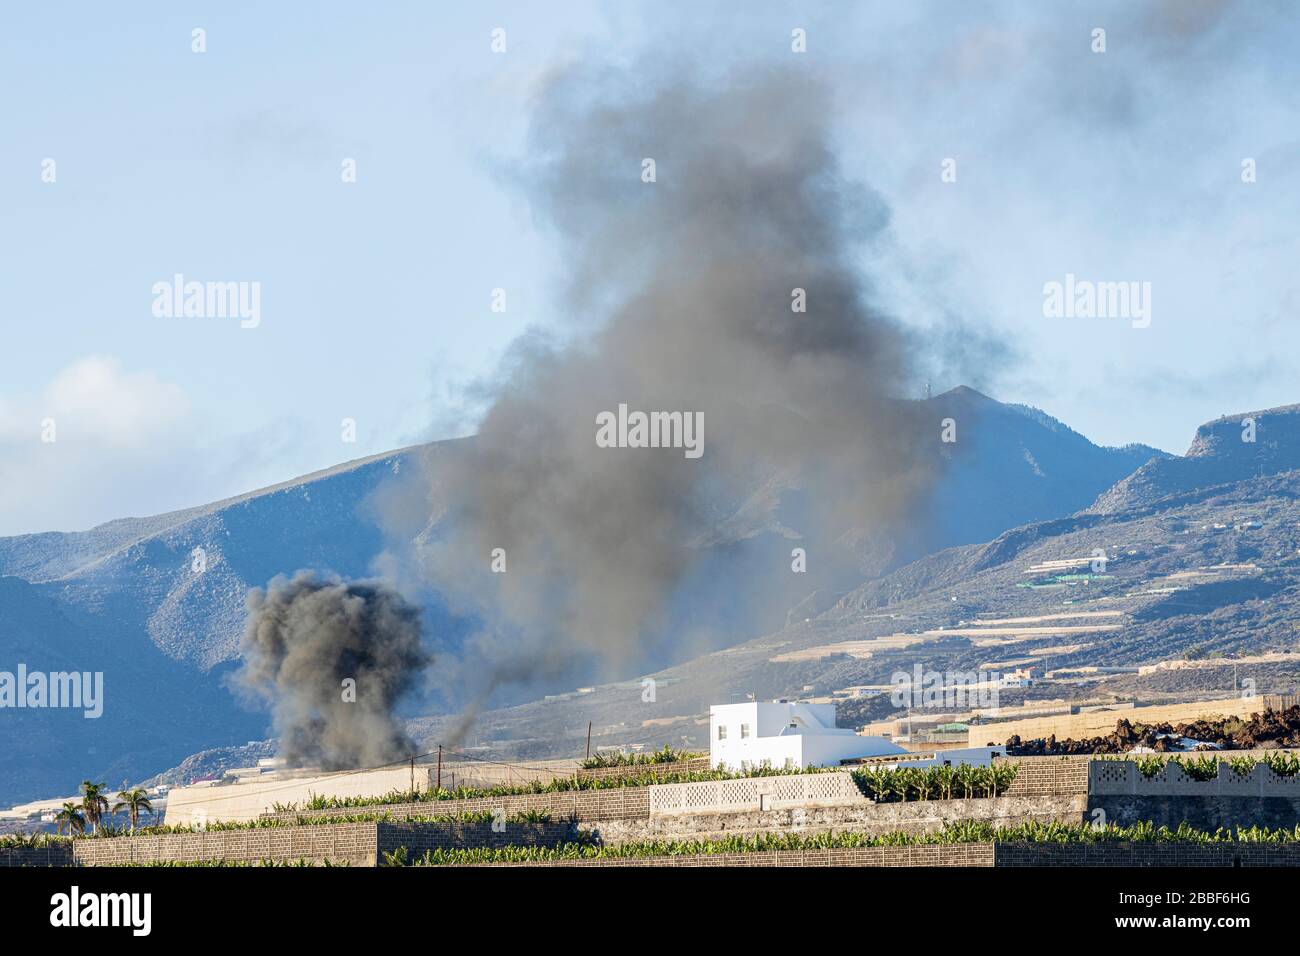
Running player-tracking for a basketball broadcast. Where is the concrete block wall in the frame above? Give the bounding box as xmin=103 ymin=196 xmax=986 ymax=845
xmin=475 ymin=843 xmax=997 ymax=867
xmin=994 ymin=842 xmax=1300 ymax=867
xmin=1089 ymin=794 xmax=1300 ymax=831
xmin=2 ymin=820 xmax=583 ymax=868
xmin=375 ymin=821 xmax=577 ymax=862
xmin=67 ymin=822 xmax=379 ymax=867
xmin=586 ymin=794 xmax=1087 ymax=845
xmin=474 ymin=842 xmax=1300 ymax=867
xmin=1001 ymin=757 xmax=1092 ymax=796
xmin=4 ymin=829 xmax=387 ymax=868
xmin=0 ymin=843 xmax=75 ymax=867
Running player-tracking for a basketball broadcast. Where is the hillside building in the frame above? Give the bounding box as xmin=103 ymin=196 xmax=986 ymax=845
xmin=709 ymin=700 xmax=908 ymax=770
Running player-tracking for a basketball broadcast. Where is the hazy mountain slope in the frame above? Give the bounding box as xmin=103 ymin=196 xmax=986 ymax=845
xmin=0 ymin=576 xmax=269 ymax=804
xmin=1092 ymin=402 xmax=1300 ymax=514
xmin=0 ymin=445 xmax=450 ymax=804
xmin=923 ymin=386 xmax=1165 ymax=548
xmin=408 ymin=403 xmax=1300 ymax=762
xmin=416 ymin=468 xmax=1300 ymax=761
xmin=0 ymin=389 xmax=1180 ymax=805
xmin=669 ymin=387 xmax=1169 ymax=639
xmin=0 ymin=445 xmax=429 ymax=585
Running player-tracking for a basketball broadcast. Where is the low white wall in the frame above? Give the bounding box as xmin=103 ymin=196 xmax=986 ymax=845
xmin=163 ymin=767 xmax=430 ymax=825
xmin=649 ymin=772 xmax=866 ymax=817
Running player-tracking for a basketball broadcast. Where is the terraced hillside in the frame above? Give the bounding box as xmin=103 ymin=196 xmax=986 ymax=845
xmin=0 ymin=389 xmax=1161 ymax=806
xmin=410 ymin=405 xmax=1300 ymax=763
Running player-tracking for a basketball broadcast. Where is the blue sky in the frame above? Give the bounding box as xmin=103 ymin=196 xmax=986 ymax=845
xmin=1 ymin=1 xmax=1297 ymax=535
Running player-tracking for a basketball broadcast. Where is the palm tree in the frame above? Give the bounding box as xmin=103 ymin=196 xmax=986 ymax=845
xmin=53 ymin=802 xmax=85 ymax=836
xmin=112 ymin=788 xmax=154 ymax=832
xmin=80 ymin=780 xmax=110 ymax=834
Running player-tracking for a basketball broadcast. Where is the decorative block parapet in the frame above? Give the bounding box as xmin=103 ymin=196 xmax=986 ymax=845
xmin=648 ymin=771 xmax=866 ymax=817
xmin=1089 ymin=759 xmax=1300 ymax=797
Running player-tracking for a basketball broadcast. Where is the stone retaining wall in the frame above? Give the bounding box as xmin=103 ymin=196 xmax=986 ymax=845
xmin=10 ymin=791 xmax=1294 ymax=867
xmin=0 ymin=819 xmax=585 ymax=868
xmin=15 ymin=756 xmax=1281 ymax=868
xmin=587 ymin=794 xmax=1086 ymax=845
xmin=375 ymin=821 xmax=577 ymax=862
xmin=1089 ymin=794 xmax=1300 ymax=831
xmin=470 ymin=841 xmax=1300 ymax=867
xmin=0 ymin=843 xmax=75 ymax=867
xmin=67 ymin=822 xmax=378 ymax=867
xmin=995 ymin=842 xmax=1300 ymax=867
xmin=476 ymin=843 xmax=997 ymax=867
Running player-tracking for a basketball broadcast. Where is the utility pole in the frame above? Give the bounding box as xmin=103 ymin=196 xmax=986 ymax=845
xmin=585 ymin=721 xmax=593 ymax=760
xmin=410 ymin=757 xmax=415 ymax=795
xmin=436 ymin=745 xmax=443 ymax=792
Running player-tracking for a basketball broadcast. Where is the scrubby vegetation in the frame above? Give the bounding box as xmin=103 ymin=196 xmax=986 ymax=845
xmin=0 ymin=832 xmax=63 ymax=850
xmin=276 ymin=761 xmax=1019 ymax=812
xmin=0 ymin=809 xmax=554 ymax=845
xmin=279 ymin=764 xmax=841 ymax=811
xmin=851 ymin=763 xmax=1018 ymax=801
xmin=579 ymin=746 xmax=701 ymax=769
xmin=1117 ymin=751 xmax=1300 ymax=780
xmin=398 ymin=820 xmax=1300 ymax=865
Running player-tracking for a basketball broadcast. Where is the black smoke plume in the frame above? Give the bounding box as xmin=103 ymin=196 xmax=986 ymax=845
xmin=410 ymin=65 xmax=946 ymax=733
xmin=238 ymin=572 xmax=430 ymax=769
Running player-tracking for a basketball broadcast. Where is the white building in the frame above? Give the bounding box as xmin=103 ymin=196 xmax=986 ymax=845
xmin=997 ymin=667 xmax=1037 ymax=688
xmin=709 ymin=700 xmax=909 ymax=771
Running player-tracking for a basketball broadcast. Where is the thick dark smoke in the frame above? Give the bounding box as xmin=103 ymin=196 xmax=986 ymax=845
xmin=416 ymin=65 xmax=943 ymax=734
xmin=238 ymin=572 xmax=430 ymax=769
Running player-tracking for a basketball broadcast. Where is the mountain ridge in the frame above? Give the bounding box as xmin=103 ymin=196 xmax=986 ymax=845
xmin=1 ymin=390 xmax=1283 ymax=805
